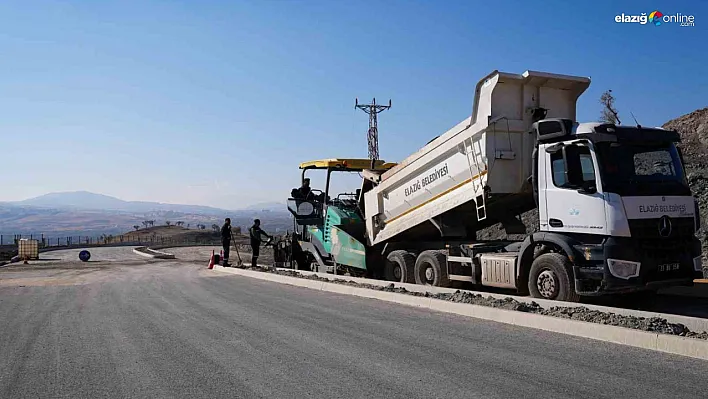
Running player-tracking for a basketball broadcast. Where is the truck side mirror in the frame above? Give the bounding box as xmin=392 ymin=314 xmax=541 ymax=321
xmin=545 ymin=143 xmax=564 ymax=154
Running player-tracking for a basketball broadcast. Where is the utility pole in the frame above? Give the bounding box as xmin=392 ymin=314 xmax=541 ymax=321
xmin=355 ymin=98 xmax=391 ymax=168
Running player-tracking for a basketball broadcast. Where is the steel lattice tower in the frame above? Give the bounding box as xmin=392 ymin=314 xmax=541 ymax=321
xmin=355 ymin=98 xmax=391 ymax=165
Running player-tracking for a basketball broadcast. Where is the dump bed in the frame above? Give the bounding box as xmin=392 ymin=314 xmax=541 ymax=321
xmin=363 ymin=70 xmax=591 ymax=246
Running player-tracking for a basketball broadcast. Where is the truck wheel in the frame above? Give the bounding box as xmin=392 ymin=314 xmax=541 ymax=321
xmin=414 ymin=250 xmax=450 ymax=287
xmin=385 ymin=250 xmax=415 ymax=283
xmin=528 ymin=253 xmax=580 ymax=302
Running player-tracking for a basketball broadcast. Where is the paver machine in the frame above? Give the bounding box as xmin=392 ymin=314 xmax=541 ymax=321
xmin=286 ymin=159 xmax=396 ymax=276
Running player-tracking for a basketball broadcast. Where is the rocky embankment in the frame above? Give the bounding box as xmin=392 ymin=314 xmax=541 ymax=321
xmin=665 ymin=107 xmax=708 ymax=271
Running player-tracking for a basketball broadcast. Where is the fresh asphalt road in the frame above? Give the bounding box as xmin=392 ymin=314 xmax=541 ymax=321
xmin=1 ymin=247 xmax=708 ymax=399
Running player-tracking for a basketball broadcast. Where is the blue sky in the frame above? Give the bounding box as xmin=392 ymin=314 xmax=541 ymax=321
xmin=0 ymin=0 xmax=705 ymax=209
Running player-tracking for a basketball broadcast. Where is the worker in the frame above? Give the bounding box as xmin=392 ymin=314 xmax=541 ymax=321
xmin=249 ymin=218 xmax=272 ymax=268
xmin=299 ymin=178 xmax=313 ymax=199
xmin=220 ymin=217 xmax=232 ymax=266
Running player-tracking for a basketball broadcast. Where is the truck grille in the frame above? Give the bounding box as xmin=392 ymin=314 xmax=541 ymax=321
xmin=627 ymin=217 xmax=695 ymax=281
xmin=628 ymin=217 xmax=694 ymax=245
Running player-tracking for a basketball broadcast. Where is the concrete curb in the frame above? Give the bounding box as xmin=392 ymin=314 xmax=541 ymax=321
xmin=132 ymin=247 xmax=176 ymax=259
xmin=213 ymin=265 xmax=708 ymax=361
xmin=149 ymin=243 xmax=217 ymax=250
xmin=272 ymin=268 xmax=708 ymax=333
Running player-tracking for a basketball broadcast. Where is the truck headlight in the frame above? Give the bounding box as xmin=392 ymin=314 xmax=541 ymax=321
xmin=607 ymin=258 xmax=641 ymax=279
xmin=694 ymin=256 xmax=703 ymax=272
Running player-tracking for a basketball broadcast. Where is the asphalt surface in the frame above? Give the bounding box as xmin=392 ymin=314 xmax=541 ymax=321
xmin=1 ymin=247 xmax=708 ymax=399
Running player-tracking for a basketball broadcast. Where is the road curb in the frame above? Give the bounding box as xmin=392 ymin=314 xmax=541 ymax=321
xmin=212 ymin=266 xmax=708 ymax=361
xmin=133 ymin=247 xmax=176 ymax=259
xmin=270 ymin=268 xmax=708 ymax=333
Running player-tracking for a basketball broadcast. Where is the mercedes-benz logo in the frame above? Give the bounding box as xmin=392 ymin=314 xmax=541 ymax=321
xmin=658 ymin=215 xmax=672 ymax=238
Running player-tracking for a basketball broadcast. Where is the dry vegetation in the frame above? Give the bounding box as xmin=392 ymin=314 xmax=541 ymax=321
xmin=121 ymin=225 xmax=251 ymax=244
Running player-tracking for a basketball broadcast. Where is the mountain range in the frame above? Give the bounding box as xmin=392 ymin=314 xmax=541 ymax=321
xmin=4 ymin=191 xmax=285 ymax=215
xmin=0 ymin=191 xmax=289 ymax=238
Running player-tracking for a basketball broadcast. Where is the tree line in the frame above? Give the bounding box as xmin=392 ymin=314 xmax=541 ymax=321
xmin=133 ymin=220 xmax=203 ymax=231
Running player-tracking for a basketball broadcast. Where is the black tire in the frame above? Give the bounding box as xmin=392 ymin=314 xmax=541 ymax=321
xmin=385 ymin=250 xmax=416 ymax=283
xmin=528 ymin=253 xmax=580 ymax=302
xmin=414 ymin=250 xmax=451 ymax=287
xmin=296 ymin=252 xmax=315 ymax=272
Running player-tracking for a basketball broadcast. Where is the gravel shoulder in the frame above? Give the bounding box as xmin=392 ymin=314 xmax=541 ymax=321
xmin=164 ymin=245 xmax=274 ymax=265
xmin=227 ymin=265 xmax=708 ymax=341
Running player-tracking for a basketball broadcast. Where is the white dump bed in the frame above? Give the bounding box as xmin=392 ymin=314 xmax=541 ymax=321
xmin=364 ymin=70 xmax=591 ymax=246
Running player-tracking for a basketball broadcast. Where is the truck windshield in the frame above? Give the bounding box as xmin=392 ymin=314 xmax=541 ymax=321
xmin=594 ymin=142 xmax=689 ymax=196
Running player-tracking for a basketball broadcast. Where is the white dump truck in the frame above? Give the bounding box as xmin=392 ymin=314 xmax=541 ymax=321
xmin=288 ymin=69 xmax=703 ymax=302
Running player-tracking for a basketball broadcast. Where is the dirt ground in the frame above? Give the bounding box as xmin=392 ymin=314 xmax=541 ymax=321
xmin=164 ymin=245 xmax=275 ymax=266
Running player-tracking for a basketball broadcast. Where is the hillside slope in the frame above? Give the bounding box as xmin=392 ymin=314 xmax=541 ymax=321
xmin=122 ymin=225 xmax=248 ymax=244
xmin=663 ymin=107 xmax=708 ymax=260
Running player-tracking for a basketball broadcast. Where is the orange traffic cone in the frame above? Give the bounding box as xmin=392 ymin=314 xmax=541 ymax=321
xmin=208 ymin=250 xmax=215 ymax=269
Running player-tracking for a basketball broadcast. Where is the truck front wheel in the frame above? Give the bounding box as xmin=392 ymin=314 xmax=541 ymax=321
xmin=385 ymin=250 xmax=416 ymax=284
xmin=528 ymin=253 xmax=580 ymax=302
xmin=414 ymin=250 xmax=451 ymax=287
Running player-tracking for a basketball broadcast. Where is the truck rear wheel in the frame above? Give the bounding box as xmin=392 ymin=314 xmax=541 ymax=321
xmin=385 ymin=250 xmax=415 ymax=284
xmin=414 ymin=250 xmax=450 ymax=287
xmin=528 ymin=253 xmax=580 ymax=302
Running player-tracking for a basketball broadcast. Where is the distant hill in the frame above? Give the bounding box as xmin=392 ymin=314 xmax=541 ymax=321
xmin=11 ymin=191 xmax=289 ymax=215
xmin=241 ymin=202 xmax=286 ymax=212
xmin=13 ymin=191 xmax=231 ymax=216
xmin=0 ymin=191 xmax=292 ymax=238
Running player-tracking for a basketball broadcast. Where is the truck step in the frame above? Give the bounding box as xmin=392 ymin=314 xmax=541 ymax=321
xmin=475 ymin=194 xmax=487 ymax=221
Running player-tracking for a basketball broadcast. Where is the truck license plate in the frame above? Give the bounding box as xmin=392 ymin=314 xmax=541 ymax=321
xmin=658 ymin=263 xmax=680 ymax=272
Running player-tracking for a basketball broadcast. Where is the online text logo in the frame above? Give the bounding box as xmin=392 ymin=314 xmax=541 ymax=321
xmin=615 ymin=10 xmax=695 ymax=27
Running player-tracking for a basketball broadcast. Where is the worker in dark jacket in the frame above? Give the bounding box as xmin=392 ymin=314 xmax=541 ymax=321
xmin=299 ymin=178 xmax=313 ymax=199
xmin=291 ymin=178 xmax=313 ymax=200
xmin=249 ymin=219 xmax=271 ymax=268
xmin=221 ymin=218 xmax=232 ymax=266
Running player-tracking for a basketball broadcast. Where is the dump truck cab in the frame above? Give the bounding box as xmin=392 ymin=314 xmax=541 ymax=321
xmin=531 ymin=119 xmax=702 ymax=296
xmin=287 ymin=158 xmax=396 ymax=274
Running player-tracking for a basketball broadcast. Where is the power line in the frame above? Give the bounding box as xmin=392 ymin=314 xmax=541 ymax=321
xmin=355 ymin=98 xmax=391 ymax=167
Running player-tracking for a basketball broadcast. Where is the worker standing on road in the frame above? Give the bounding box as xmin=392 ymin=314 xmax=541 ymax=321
xmin=248 ymin=219 xmax=271 ymax=268
xmin=221 ymin=218 xmax=232 ymax=267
